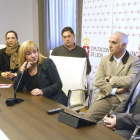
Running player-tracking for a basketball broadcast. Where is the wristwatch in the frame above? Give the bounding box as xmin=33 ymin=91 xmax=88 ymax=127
xmin=106 ymin=76 xmax=111 ymax=82
xmin=115 ymin=90 xmax=118 ymax=94
xmin=14 ymin=73 xmax=17 ymax=77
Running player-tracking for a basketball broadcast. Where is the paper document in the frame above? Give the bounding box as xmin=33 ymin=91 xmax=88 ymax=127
xmin=0 ymin=84 xmax=12 ymax=88
xmin=0 ymin=129 xmax=10 ymax=140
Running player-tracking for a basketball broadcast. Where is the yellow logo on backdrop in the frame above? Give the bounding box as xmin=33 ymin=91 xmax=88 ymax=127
xmin=83 ymin=36 xmax=90 ymax=45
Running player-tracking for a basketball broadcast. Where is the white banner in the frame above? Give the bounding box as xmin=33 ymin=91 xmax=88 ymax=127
xmin=112 ymin=0 xmax=140 ymax=54
xmin=82 ymin=0 xmax=140 ymax=100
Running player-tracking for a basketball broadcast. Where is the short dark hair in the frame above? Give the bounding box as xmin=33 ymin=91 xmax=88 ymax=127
xmin=61 ymin=27 xmax=74 ymax=35
xmin=5 ymin=30 xmax=18 ymax=39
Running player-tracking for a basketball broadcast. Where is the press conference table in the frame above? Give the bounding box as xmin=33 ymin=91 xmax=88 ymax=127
xmin=0 ymin=77 xmax=127 ymax=140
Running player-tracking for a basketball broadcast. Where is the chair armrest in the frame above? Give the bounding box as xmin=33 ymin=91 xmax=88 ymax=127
xmin=67 ymin=74 xmax=94 ymax=109
xmin=88 ymin=89 xmax=94 ymax=108
xmin=67 ymin=89 xmax=88 ymax=108
xmin=130 ymin=125 xmax=140 ymax=140
xmin=86 ymin=74 xmax=94 ymax=108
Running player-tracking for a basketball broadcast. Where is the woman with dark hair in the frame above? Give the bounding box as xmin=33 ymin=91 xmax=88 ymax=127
xmin=14 ymin=40 xmax=67 ymax=106
xmin=0 ymin=30 xmax=19 ymax=80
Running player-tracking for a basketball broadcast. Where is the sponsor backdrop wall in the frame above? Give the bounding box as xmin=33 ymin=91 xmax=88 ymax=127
xmin=82 ymin=0 xmax=140 ymax=100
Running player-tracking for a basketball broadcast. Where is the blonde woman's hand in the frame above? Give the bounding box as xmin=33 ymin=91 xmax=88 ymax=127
xmin=31 ymin=88 xmax=43 ymax=96
xmin=20 ymin=61 xmax=33 ymax=73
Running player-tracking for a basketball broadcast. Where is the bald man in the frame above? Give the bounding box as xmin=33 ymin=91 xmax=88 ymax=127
xmin=85 ymin=32 xmax=140 ymax=121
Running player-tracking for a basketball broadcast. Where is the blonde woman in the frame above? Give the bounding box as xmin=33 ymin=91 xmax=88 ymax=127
xmin=14 ymin=40 xmax=67 ymax=106
xmin=0 ymin=30 xmax=19 ymax=80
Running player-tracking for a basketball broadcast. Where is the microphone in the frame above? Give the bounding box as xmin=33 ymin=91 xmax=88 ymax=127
xmin=6 ymin=61 xmax=28 ymax=106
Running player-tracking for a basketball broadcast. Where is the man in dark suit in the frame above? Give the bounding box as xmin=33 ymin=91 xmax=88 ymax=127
xmin=101 ymin=43 xmax=140 ymax=139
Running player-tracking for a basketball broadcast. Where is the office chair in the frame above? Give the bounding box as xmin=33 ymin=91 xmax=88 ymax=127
xmin=130 ymin=125 xmax=140 ymax=140
xmin=50 ymin=55 xmax=93 ymax=110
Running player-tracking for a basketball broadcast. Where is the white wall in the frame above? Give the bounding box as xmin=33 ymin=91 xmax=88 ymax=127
xmin=0 ymin=0 xmax=39 ymax=46
xmin=32 ymin=0 xmax=39 ymax=47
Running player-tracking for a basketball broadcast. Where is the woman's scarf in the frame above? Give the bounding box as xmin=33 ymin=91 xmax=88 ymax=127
xmin=5 ymin=42 xmax=19 ymax=70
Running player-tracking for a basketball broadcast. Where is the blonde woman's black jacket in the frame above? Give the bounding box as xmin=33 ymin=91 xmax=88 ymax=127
xmin=14 ymin=58 xmax=67 ymax=106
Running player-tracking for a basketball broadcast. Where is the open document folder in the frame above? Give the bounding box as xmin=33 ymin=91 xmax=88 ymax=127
xmin=0 ymin=84 xmax=12 ymax=88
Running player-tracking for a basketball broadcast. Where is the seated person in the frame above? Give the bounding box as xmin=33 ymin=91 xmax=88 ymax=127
xmin=99 ymin=43 xmax=140 ymax=140
xmin=14 ymin=40 xmax=67 ymax=106
xmin=85 ymin=32 xmax=140 ymax=121
xmin=0 ymin=30 xmax=20 ymax=80
xmin=51 ymin=27 xmax=91 ymax=75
